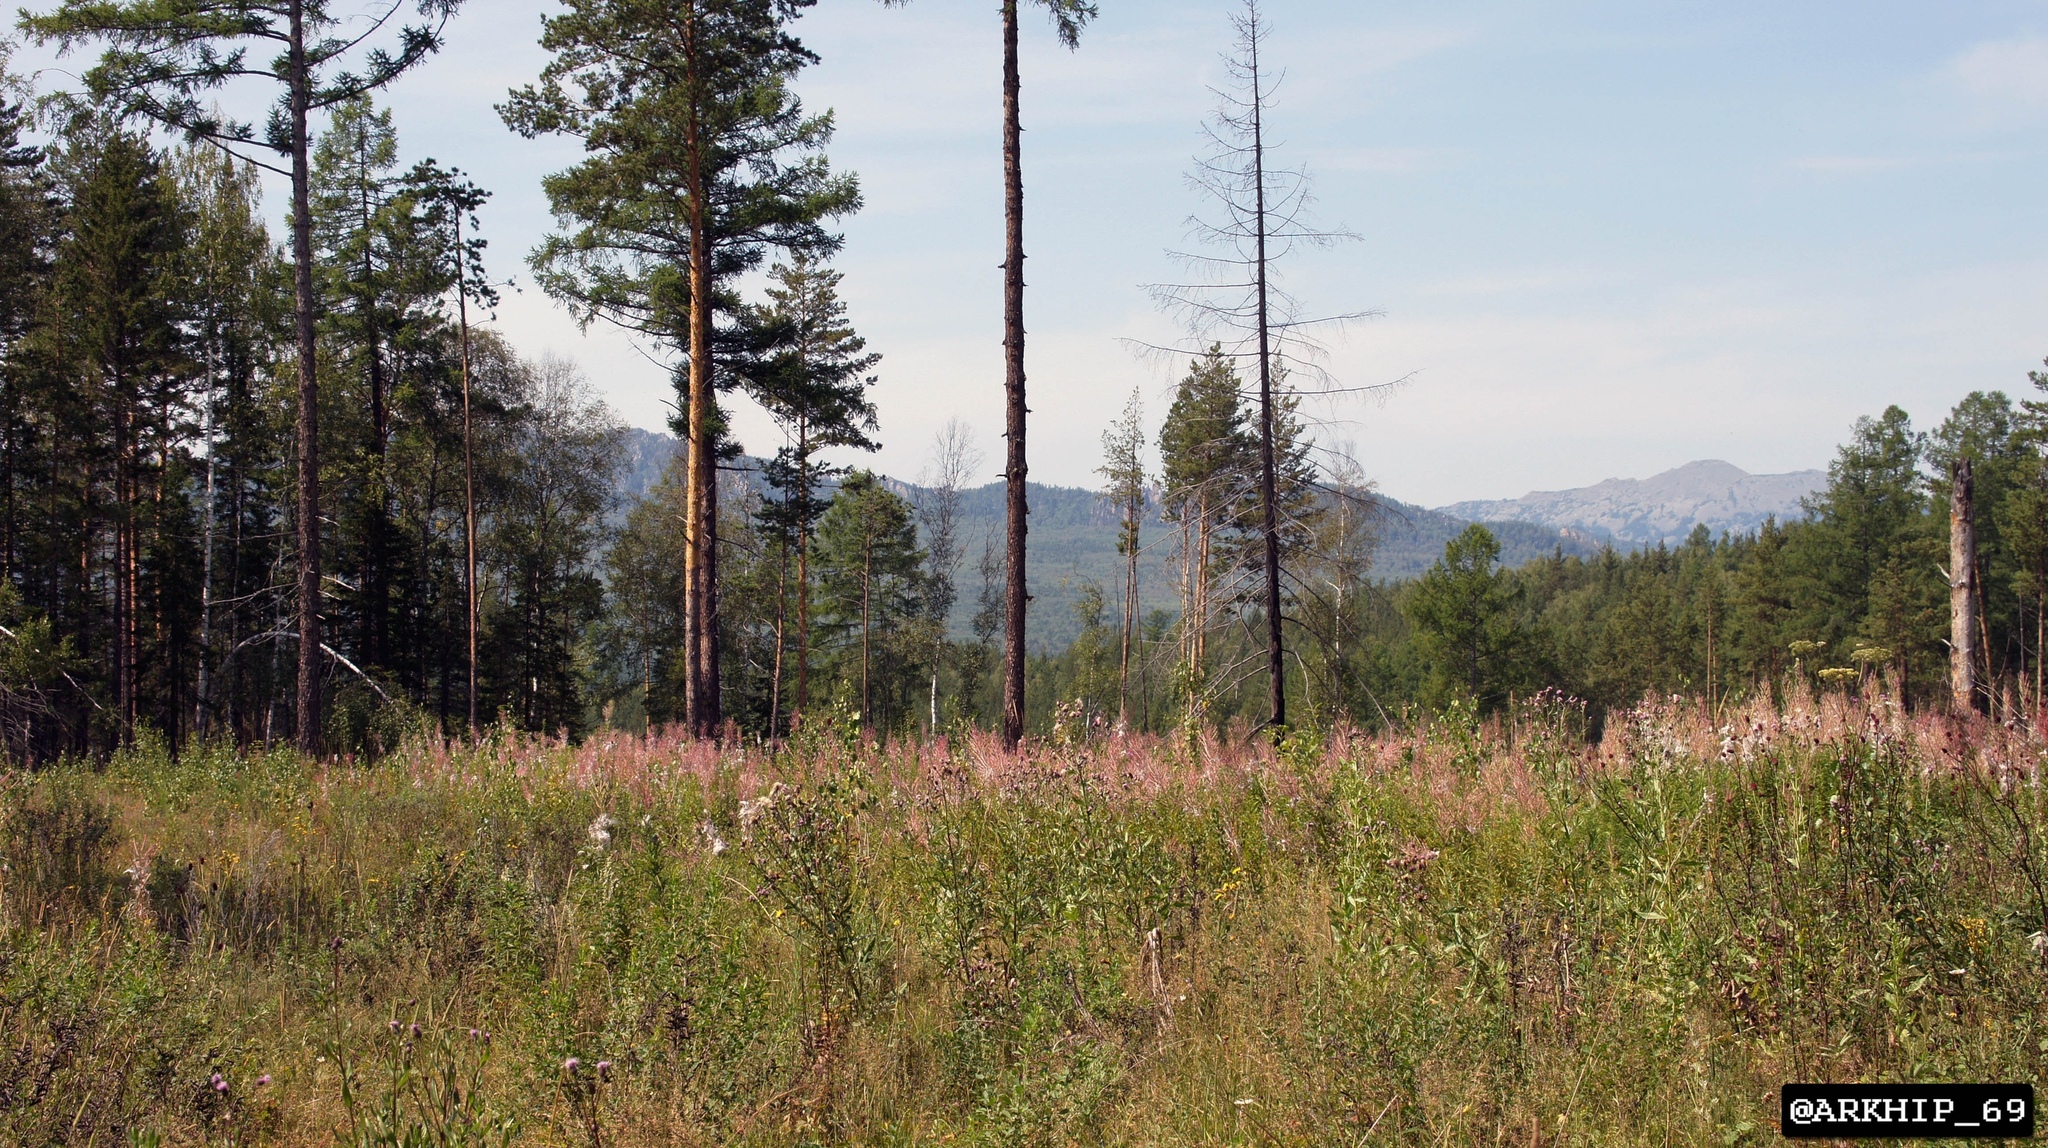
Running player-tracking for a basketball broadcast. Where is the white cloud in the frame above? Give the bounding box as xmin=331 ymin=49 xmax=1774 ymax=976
xmin=1946 ymin=35 xmax=2048 ymax=115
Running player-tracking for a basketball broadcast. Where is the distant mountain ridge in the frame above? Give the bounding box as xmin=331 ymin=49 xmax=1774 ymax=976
xmin=1436 ymin=460 xmax=1822 ymax=547
xmin=605 ymin=432 xmax=1812 ymax=647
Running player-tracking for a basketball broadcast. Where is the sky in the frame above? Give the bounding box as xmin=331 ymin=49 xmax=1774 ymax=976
xmin=17 ymin=0 xmax=2048 ymax=506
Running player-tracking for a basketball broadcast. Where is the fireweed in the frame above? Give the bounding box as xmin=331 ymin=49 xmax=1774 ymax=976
xmin=0 ymin=685 xmax=2043 ymax=1144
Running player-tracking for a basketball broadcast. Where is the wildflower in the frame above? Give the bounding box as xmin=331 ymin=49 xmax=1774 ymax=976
xmin=409 ymin=1022 xmax=421 ymax=1037
xmin=564 ymin=1057 xmax=581 ymax=1073
xmin=256 ymin=1075 xmax=271 ymax=1087
xmin=587 ymin=813 xmax=616 ymax=847
xmin=211 ymin=1073 xmax=228 ymax=1093
xmin=698 ymin=821 xmax=728 ymax=855
xmin=388 ymin=1020 xmax=401 ymax=1034
xmin=596 ymin=1060 xmax=613 ymax=1079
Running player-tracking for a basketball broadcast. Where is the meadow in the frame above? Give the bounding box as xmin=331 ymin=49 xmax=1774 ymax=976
xmin=3 ymin=685 xmax=2045 ymax=1146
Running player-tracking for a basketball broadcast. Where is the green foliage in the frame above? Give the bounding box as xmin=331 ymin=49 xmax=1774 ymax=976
xmin=331 ymin=1019 xmax=517 ymax=1148
xmin=813 ymin=471 xmax=928 ymax=731
xmin=1406 ymin=524 xmax=1532 ymax=712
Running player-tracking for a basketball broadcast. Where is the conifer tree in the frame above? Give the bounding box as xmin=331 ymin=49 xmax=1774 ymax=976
xmin=1159 ymin=346 xmax=1249 ymax=721
xmin=26 ymin=0 xmax=466 ymax=753
xmin=46 ymin=128 xmax=193 ymax=743
xmin=0 ymin=43 xmax=55 ymax=592
xmin=747 ymin=253 xmax=878 ymax=727
xmin=814 ymin=470 xmax=923 ymax=731
xmin=879 ymin=0 xmax=1096 ymax=747
xmin=503 ymin=0 xmax=856 ymax=739
xmin=311 ymin=97 xmax=402 ymax=673
xmin=1098 ymin=389 xmax=1145 ymax=725
xmin=1147 ymin=0 xmax=1381 ymax=731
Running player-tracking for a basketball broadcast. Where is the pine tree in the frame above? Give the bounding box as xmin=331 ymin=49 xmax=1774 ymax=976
xmin=1406 ymin=525 xmax=1529 ymax=713
xmin=502 ymin=0 xmax=858 ymax=739
xmin=879 ymin=0 xmax=1096 ymax=747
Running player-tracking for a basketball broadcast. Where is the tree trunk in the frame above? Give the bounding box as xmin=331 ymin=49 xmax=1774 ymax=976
xmin=114 ymin=395 xmax=134 ymax=741
xmin=770 ymin=537 xmax=787 ymax=734
xmin=1000 ymin=0 xmax=1029 ymax=749
xmin=1248 ymin=15 xmax=1284 ymax=731
xmin=682 ymin=2 xmax=719 ymax=740
xmin=290 ymin=0 xmax=323 ymax=755
xmin=196 ymin=348 xmax=217 ymax=738
xmin=458 ymin=205 xmax=478 ymax=735
xmin=795 ymin=423 xmax=812 ymax=723
xmin=360 ymin=150 xmax=387 ymax=672
xmin=861 ymin=539 xmax=873 ymax=729
xmin=1950 ymin=458 xmax=1979 ymax=713
xmin=1119 ymin=495 xmax=1137 ymax=725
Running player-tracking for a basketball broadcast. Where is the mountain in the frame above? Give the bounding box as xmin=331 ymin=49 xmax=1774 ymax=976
xmin=1435 ymin=460 xmax=1822 ymax=547
xmin=1366 ymin=496 xmax=1602 ymax=580
xmin=616 ymin=427 xmax=679 ymax=504
xmin=603 ymin=429 xmax=1597 ymax=650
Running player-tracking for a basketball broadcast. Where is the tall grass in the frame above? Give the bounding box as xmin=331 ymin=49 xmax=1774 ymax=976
xmin=1 ymin=686 xmax=2043 ymax=1145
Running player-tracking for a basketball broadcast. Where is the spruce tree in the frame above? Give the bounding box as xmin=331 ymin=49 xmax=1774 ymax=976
xmin=813 ymin=471 xmax=923 ymax=731
xmin=747 ymin=253 xmax=878 ymax=727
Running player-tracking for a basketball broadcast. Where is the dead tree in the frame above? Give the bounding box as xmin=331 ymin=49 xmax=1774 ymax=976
xmin=1142 ymin=0 xmax=1388 ymax=731
xmin=1951 ymin=457 xmax=1980 ymax=712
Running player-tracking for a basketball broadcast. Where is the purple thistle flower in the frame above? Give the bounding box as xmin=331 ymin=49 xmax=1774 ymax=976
xmin=211 ymin=1074 xmax=228 ymax=1093
xmin=257 ymin=1075 xmax=271 ymax=1086
xmin=563 ymin=1057 xmax=581 ymax=1073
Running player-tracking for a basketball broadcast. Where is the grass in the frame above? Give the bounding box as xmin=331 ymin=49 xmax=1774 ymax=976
xmin=1 ymin=684 xmax=2045 ymax=1146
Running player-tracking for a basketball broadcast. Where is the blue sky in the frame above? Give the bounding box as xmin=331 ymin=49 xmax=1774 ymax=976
xmin=19 ymin=0 xmax=2048 ymax=505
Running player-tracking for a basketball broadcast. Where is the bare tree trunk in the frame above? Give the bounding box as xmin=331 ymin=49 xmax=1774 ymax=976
xmin=196 ymin=352 xmax=217 ymax=738
xmin=359 ymin=147 xmax=388 ymax=673
xmin=770 ymin=537 xmax=786 ymax=734
xmin=114 ymin=398 xmax=134 ymax=740
xmin=1248 ymin=12 xmax=1284 ymax=731
xmin=1119 ymin=492 xmax=1138 ymax=726
xmin=681 ymin=1 xmax=718 ymax=740
xmin=290 ymin=0 xmax=323 ymax=756
xmin=795 ymin=421 xmax=812 ymax=724
xmin=1000 ymin=0 xmax=1029 ymax=749
xmin=458 ymin=204 xmax=478 ymax=735
xmin=1950 ymin=457 xmax=1979 ymax=713
xmin=861 ymin=540 xmax=873 ymax=729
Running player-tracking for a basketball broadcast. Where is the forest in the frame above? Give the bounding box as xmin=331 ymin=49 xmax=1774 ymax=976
xmin=0 ymin=0 xmax=2034 ymax=767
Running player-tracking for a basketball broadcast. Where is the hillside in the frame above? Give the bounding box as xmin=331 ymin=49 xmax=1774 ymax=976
xmin=1437 ymin=459 xmax=1821 ymax=546
xmin=610 ymin=430 xmax=1598 ymax=650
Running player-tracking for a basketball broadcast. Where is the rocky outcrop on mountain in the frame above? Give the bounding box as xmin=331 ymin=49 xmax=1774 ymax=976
xmin=1436 ymin=460 xmax=1822 ymax=547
